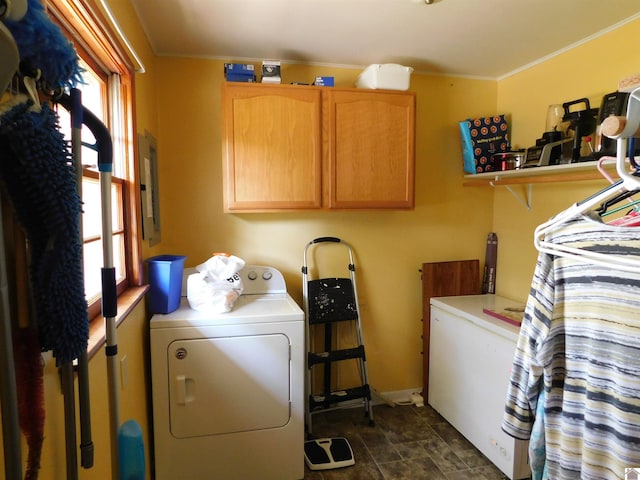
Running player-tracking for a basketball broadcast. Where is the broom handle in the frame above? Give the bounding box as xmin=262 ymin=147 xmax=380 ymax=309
xmin=61 ymin=363 xmax=77 ymax=480
xmin=77 ymin=96 xmax=120 ymax=480
xmin=0 ymin=193 xmax=22 ymax=480
xmin=13 ymin=222 xmax=29 ymax=328
xmin=72 ymin=96 xmax=120 ymax=480
xmin=60 ymin=90 xmax=81 ymax=480
xmin=101 ymin=166 xmax=120 ymax=480
xmin=68 ymin=88 xmax=95 ymax=470
xmin=0 ymin=8 xmax=24 ymax=480
xmin=59 ymin=90 xmax=119 ymax=480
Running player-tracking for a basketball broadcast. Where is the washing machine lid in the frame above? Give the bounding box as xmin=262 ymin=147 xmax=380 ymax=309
xmin=150 ymin=293 xmax=303 ymax=328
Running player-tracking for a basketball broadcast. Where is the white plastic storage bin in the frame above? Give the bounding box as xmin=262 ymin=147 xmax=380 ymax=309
xmin=355 ymin=64 xmax=413 ymax=91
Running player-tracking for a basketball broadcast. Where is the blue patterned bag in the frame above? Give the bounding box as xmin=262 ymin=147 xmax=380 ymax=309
xmin=459 ymin=115 xmax=510 ymax=174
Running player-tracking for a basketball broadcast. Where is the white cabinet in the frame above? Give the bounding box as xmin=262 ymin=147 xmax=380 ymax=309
xmin=429 ymin=294 xmax=530 ymax=480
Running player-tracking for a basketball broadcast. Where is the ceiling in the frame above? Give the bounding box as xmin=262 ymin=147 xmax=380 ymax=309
xmin=130 ymin=0 xmax=640 ymax=79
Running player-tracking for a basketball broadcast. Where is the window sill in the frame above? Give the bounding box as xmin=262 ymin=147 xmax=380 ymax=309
xmin=86 ymin=285 xmax=149 ymax=359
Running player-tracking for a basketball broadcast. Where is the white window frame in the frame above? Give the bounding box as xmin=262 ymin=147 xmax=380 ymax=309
xmin=47 ymin=0 xmax=142 ymax=324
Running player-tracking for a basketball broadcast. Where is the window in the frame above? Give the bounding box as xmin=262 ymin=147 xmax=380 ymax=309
xmin=47 ymin=0 xmax=142 ymax=321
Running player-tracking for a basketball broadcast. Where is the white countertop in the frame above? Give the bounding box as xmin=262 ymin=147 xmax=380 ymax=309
xmin=430 ymin=294 xmax=525 ymax=342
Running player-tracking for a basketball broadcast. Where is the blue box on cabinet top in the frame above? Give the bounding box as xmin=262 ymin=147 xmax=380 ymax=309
xmin=225 ymin=63 xmax=256 ymax=82
xmin=313 ymin=76 xmax=334 ymax=87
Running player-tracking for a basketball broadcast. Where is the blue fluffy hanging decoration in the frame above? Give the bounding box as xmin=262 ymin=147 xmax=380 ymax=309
xmin=4 ymin=0 xmax=83 ymax=90
xmin=0 ymin=0 xmax=87 ymax=364
xmin=0 ymin=98 xmax=88 ymax=365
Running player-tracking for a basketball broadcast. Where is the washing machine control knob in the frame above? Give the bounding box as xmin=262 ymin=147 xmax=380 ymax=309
xmin=247 ymin=271 xmax=257 ymax=280
xmin=262 ymin=270 xmax=272 ymax=280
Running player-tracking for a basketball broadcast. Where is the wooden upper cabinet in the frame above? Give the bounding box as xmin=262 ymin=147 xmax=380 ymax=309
xmin=222 ymin=82 xmax=415 ymax=212
xmin=222 ymin=83 xmax=323 ymax=211
xmin=325 ymin=90 xmax=415 ymax=209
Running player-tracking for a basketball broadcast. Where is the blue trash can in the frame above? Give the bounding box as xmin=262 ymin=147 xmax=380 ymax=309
xmin=146 ymin=255 xmax=187 ymax=314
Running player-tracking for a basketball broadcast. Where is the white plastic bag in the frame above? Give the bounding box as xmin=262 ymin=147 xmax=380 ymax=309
xmin=187 ymin=254 xmax=245 ymax=313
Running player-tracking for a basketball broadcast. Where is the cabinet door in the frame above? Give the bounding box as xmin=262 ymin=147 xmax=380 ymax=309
xmin=222 ymin=84 xmax=323 ymax=211
xmin=326 ymin=90 xmax=415 ymax=209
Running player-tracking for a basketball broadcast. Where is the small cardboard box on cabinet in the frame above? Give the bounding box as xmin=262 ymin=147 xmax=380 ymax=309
xmin=261 ymin=60 xmax=281 ymax=84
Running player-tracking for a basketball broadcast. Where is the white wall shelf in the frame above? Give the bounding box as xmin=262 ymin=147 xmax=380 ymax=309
xmin=463 ymin=160 xmax=617 ymax=209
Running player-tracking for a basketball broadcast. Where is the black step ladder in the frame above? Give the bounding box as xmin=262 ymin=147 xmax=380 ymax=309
xmin=302 ymin=237 xmax=374 ymax=458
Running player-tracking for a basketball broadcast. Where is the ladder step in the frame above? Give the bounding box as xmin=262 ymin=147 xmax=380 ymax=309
xmin=307 ymin=278 xmax=358 ymax=324
xmin=309 ymin=316 xmax=359 ymax=325
xmin=309 ymin=385 xmax=371 ymax=411
xmin=308 ymin=346 xmax=365 ymax=366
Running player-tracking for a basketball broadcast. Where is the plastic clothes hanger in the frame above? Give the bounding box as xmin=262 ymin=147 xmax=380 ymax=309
xmin=597 ymin=183 xmax=640 ymax=216
xmin=608 ymin=209 xmax=640 ymax=227
xmin=533 ymin=86 xmax=640 ymax=273
xmin=21 ymin=69 xmax=41 ymax=111
xmin=597 ymin=137 xmax=640 ymax=216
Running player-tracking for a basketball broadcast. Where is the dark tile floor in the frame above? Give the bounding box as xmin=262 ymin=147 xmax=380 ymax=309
xmin=304 ymin=403 xmax=511 ymax=480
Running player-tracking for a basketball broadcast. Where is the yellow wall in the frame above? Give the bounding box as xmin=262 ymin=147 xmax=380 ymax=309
xmin=148 ymin=16 xmax=640 ymax=394
xmin=149 ymin=59 xmax=496 ymax=392
xmin=494 ymin=17 xmax=640 ymax=300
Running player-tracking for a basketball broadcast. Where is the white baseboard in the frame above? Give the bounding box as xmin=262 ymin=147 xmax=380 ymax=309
xmin=371 ymin=387 xmax=423 ymax=406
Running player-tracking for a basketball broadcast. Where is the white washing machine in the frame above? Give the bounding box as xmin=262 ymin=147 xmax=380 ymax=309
xmin=150 ymin=265 xmax=304 ymax=480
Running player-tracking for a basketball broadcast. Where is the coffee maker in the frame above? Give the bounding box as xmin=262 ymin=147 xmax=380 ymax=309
xmin=593 ymin=91 xmax=640 ymax=158
xmin=561 ymin=98 xmax=599 ymax=162
xmin=522 ymin=131 xmax=572 ymax=168
xmin=522 ymin=104 xmax=572 ymax=168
